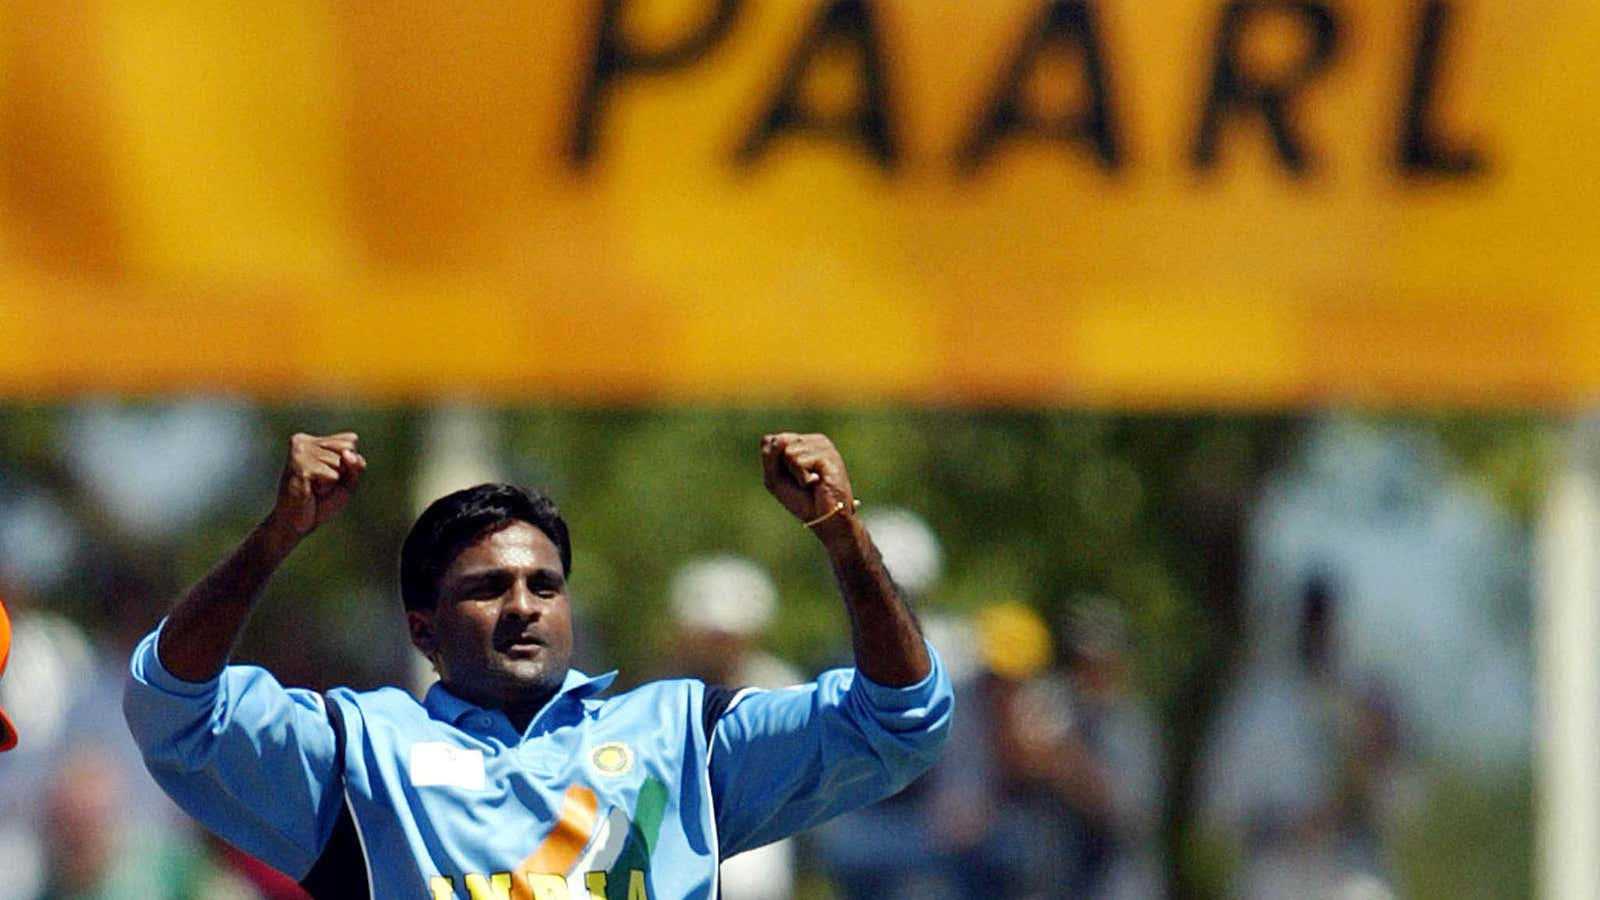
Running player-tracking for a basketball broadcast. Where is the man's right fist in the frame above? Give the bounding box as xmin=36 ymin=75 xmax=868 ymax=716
xmin=268 ymin=432 xmax=366 ymax=538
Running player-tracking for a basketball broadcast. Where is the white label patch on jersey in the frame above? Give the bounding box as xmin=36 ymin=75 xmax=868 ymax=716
xmin=409 ymin=742 xmax=486 ymax=790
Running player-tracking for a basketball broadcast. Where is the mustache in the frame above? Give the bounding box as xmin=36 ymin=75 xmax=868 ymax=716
xmin=492 ymin=625 xmax=548 ymax=649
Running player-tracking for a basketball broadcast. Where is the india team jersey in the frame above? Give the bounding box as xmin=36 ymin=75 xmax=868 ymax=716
xmin=123 ymin=624 xmax=952 ymax=899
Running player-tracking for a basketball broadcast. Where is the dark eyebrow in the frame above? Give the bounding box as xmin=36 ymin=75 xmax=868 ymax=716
xmin=447 ymin=570 xmax=511 ymax=594
xmin=526 ymin=568 xmax=565 ymax=588
xmin=448 ymin=566 xmax=565 ymax=591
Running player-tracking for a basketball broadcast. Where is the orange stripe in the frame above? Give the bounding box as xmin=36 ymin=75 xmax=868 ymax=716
xmin=516 ymin=785 xmax=598 ymax=888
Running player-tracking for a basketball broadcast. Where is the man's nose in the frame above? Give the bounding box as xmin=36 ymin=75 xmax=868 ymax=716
xmin=504 ymin=581 xmax=541 ymax=619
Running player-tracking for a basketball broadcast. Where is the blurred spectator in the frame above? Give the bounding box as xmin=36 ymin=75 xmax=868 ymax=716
xmin=668 ymin=555 xmax=804 ymax=900
xmin=668 ymin=555 xmax=802 ymax=690
xmin=34 ymin=749 xmax=263 ymax=899
xmin=0 ymin=585 xmax=183 ymax=899
xmin=1247 ymin=417 xmax=1529 ymax=768
xmin=946 ymin=600 xmax=1068 ymax=898
xmin=0 ymin=576 xmax=295 ymax=899
xmin=1199 ymin=576 xmax=1420 ymax=900
xmin=997 ymin=599 xmax=1166 ymax=900
xmin=821 ymin=593 xmax=1166 ymax=900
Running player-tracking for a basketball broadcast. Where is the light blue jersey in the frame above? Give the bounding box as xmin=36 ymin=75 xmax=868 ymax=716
xmin=123 ymin=623 xmax=951 ymax=899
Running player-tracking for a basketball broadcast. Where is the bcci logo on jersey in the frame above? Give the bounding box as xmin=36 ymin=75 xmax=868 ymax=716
xmin=588 ymin=742 xmax=633 ymax=777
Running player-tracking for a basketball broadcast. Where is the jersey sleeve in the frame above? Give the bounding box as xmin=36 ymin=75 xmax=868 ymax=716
xmin=121 ymin=621 xmax=345 ymax=879
xmin=706 ymin=642 xmax=953 ymax=857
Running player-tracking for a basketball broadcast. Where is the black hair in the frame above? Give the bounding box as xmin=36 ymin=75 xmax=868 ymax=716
xmin=399 ymin=483 xmax=572 ymax=612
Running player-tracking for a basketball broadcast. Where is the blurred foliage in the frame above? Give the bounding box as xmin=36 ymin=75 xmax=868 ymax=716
xmin=1407 ymin=412 xmax=1557 ymax=522
xmin=1394 ymin=769 xmax=1534 ymax=899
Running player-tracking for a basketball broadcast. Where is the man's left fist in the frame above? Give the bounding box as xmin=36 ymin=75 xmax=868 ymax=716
xmin=761 ymin=432 xmax=855 ymax=526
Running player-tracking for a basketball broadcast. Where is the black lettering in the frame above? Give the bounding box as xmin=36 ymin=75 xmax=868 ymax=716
xmin=570 ymin=0 xmax=742 ymax=166
xmin=1399 ymin=1 xmax=1484 ymax=177
xmin=958 ymin=1 xmax=1121 ymax=175
xmin=734 ymin=0 xmax=899 ymax=170
xmin=1192 ymin=1 xmax=1341 ymax=176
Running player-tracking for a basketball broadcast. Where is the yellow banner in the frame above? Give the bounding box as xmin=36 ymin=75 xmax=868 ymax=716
xmin=0 ymin=1 xmax=1594 ymax=406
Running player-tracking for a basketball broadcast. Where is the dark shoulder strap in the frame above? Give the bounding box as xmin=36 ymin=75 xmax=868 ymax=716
xmin=299 ymin=694 xmax=372 ymax=900
xmin=701 ymin=684 xmax=742 ymax=739
xmin=324 ymin=693 xmax=348 ymax=769
xmin=701 ymin=685 xmax=739 ymax=898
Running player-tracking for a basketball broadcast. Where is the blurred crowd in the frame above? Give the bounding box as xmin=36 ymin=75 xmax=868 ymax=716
xmin=0 ymin=409 xmax=1533 ymax=899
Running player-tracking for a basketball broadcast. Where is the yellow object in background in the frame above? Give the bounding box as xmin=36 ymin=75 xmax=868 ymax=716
xmin=976 ymin=601 xmax=1054 ymax=681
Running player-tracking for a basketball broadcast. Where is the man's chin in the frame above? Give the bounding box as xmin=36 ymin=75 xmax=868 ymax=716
xmin=492 ymin=658 xmax=568 ymax=697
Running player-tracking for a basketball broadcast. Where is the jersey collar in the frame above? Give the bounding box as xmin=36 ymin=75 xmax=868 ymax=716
xmin=424 ymin=668 xmax=618 ymax=727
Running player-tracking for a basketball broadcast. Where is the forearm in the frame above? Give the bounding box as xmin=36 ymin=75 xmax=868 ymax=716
xmin=157 ymin=518 xmax=300 ymax=682
xmin=814 ymin=514 xmax=931 ymax=686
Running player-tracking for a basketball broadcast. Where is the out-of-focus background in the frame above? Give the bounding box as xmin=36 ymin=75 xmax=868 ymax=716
xmin=0 ymin=2 xmax=1595 ymax=899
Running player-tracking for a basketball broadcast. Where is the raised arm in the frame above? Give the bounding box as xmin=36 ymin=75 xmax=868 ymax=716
xmin=126 ymin=431 xmax=367 ymax=878
xmin=705 ymin=434 xmax=947 ymax=856
xmin=158 ymin=432 xmax=365 ymax=681
xmin=760 ymin=432 xmax=929 ymax=686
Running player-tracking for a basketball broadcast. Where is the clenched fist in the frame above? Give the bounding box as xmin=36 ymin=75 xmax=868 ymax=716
xmin=761 ymin=432 xmax=857 ymax=532
xmin=266 ymin=432 xmax=366 ymax=539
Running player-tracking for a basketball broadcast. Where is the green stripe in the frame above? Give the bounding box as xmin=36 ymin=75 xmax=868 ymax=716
xmin=604 ymin=778 xmax=667 ymax=898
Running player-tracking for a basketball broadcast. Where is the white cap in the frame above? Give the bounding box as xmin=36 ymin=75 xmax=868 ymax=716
xmin=919 ymin=613 xmax=981 ymax=686
xmin=861 ymin=506 xmax=943 ymax=596
xmin=669 ymin=555 xmax=778 ymax=637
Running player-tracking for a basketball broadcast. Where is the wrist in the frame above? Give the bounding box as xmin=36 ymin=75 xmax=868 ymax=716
xmin=254 ymin=513 xmax=304 ymax=558
xmin=812 ymin=510 xmax=867 ymax=556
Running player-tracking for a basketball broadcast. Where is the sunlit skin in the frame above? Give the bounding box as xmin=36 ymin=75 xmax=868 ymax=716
xmin=407 ymin=521 xmax=575 ymax=731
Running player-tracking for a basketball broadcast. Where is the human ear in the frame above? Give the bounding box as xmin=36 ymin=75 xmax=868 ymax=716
xmin=407 ymin=609 xmax=438 ymax=655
